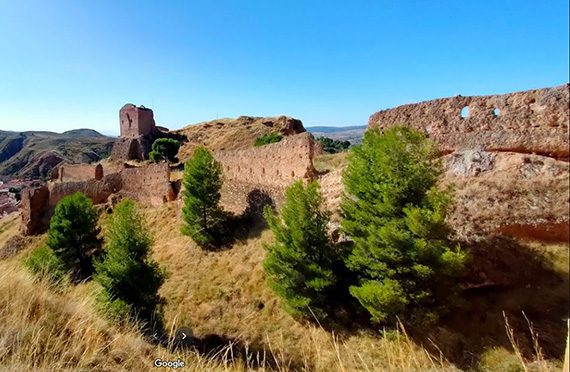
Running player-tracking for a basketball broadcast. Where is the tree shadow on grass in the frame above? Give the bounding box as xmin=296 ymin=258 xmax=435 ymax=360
xmin=202 ymin=189 xmax=276 ymax=252
xmin=409 ymin=235 xmax=569 ymax=369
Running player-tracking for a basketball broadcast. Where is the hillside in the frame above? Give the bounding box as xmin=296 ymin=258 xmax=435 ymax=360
xmin=306 ymin=125 xmax=366 ymax=144
xmin=0 ymin=129 xmax=114 ymax=178
xmin=173 ymin=116 xmax=305 ymax=160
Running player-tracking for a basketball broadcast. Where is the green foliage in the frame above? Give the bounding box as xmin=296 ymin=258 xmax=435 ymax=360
xmin=24 ymin=245 xmax=67 ymax=284
xmin=254 ymin=133 xmax=283 ymax=147
xmin=263 ymin=181 xmax=337 ymax=319
xmin=316 ymin=136 xmax=351 ymax=154
xmin=46 ymin=192 xmax=101 ymax=282
xmin=341 ymin=127 xmax=468 ymax=325
xmin=181 ymin=146 xmax=224 ymax=247
xmin=94 ymin=199 xmax=165 ymax=326
xmin=149 ymin=138 xmax=180 ymax=163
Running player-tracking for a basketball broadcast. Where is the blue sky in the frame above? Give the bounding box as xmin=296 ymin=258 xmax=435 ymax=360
xmin=1 ymin=1 xmax=568 ymax=136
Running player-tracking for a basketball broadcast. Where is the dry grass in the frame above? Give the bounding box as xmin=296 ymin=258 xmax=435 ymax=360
xmin=174 ymin=116 xmax=297 ymax=162
xmin=0 ymin=253 xmax=458 ymax=372
xmin=1 ymin=195 xmax=566 ymax=371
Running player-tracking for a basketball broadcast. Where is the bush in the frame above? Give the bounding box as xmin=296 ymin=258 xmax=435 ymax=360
xmin=46 ymin=192 xmax=101 ymax=282
xmin=94 ymin=199 xmax=165 ymax=326
xmin=263 ymin=181 xmax=337 ymax=319
xmin=24 ymin=245 xmax=67 ymax=284
xmin=316 ymin=136 xmax=351 ymax=154
xmin=181 ymin=146 xmax=224 ymax=246
xmin=254 ymin=133 xmax=283 ymax=147
xmin=341 ymin=127 xmax=468 ymax=325
xmin=149 ymin=138 xmax=180 ymax=163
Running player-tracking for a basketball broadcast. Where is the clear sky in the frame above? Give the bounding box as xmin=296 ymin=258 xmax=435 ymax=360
xmin=1 ymin=1 xmax=568 ymax=136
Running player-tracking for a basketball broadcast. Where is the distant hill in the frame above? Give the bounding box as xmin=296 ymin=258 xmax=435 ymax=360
xmin=0 ymin=129 xmax=114 ymax=179
xmin=306 ymin=125 xmax=366 ymax=144
xmin=61 ymin=128 xmax=107 ymax=138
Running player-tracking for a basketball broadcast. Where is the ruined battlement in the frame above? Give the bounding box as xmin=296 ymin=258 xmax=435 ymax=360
xmin=120 ymin=104 xmax=156 ymax=137
xmin=52 ymin=163 xmax=103 ymax=182
xmin=214 ymin=132 xmax=317 ymax=189
xmin=21 ymin=163 xmax=176 ymax=235
xmin=368 ymin=84 xmax=569 ymax=157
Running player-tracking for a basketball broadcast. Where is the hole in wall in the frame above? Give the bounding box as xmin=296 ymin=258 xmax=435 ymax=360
xmin=460 ymin=107 xmax=469 ymax=118
xmin=493 ymin=108 xmax=500 ymax=117
xmin=291 ymin=171 xmax=295 ymax=178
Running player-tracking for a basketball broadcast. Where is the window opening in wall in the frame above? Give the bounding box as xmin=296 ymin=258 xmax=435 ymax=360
xmin=460 ymin=107 xmax=469 ymax=118
xmin=493 ymin=108 xmax=500 ymax=117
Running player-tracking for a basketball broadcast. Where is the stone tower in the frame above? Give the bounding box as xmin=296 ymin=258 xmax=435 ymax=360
xmin=111 ymin=104 xmax=159 ymax=160
xmin=119 ymin=104 xmax=156 ymax=137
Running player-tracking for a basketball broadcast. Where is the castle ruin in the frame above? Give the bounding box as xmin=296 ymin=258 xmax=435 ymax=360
xmin=111 ymin=104 xmax=159 ymax=161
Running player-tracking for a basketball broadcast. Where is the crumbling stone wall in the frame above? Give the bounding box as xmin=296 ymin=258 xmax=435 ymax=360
xmin=120 ymin=104 xmax=156 ymax=137
xmin=364 ymin=84 xmax=570 ymax=242
xmin=20 ymin=185 xmax=49 ymax=235
xmin=53 ymin=163 xmax=104 ymax=182
xmin=20 ymin=163 xmax=175 ymax=235
xmin=119 ymin=163 xmax=175 ymax=204
xmin=111 ymin=104 xmax=159 ymax=161
xmin=214 ymin=132 xmax=317 ymax=189
xmin=368 ymin=84 xmax=569 ymax=157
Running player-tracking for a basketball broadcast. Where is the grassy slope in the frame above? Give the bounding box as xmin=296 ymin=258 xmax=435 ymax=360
xmin=173 ymin=116 xmax=301 ymax=161
xmin=0 ymin=197 xmax=566 ymax=371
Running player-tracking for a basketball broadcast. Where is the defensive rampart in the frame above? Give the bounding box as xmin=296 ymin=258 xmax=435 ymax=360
xmin=52 ymin=163 xmax=104 ymax=182
xmin=368 ymin=84 xmax=569 ymax=157
xmin=21 ymin=163 xmax=175 ymax=235
xmin=214 ymin=132 xmax=317 ymax=189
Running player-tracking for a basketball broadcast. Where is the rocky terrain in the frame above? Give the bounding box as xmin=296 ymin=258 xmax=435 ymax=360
xmin=0 ymin=129 xmax=114 ymax=179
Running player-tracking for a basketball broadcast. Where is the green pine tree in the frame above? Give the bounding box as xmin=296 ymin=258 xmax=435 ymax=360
xmin=149 ymin=138 xmax=180 ymax=163
xmin=46 ymin=192 xmax=101 ymax=282
xmin=263 ymin=180 xmax=337 ymax=319
xmin=94 ymin=199 xmax=165 ymax=326
xmin=181 ymin=146 xmax=224 ymax=246
xmin=341 ymin=127 xmax=468 ymax=325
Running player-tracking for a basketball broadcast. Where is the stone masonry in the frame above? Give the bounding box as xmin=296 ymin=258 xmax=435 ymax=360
xmin=368 ymin=84 xmax=569 ymax=157
xmin=111 ymin=104 xmax=158 ymax=161
xmin=21 ymin=163 xmax=176 ymax=235
xmin=214 ymin=132 xmax=317 ymax=189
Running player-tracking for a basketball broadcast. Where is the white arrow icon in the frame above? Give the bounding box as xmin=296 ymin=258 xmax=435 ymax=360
xmin=182 ymin=333 xmax=187 ymax=340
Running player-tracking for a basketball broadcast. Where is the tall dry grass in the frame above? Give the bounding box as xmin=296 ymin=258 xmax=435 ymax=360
xmin=0 ymin=258 xmax=463 ymax=372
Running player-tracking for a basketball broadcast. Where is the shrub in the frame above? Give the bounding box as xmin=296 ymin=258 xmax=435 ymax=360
xmin=254 ymin=133 xmax=283 ymax=147
xmin=46 ymin=192 xmax=101 ymax=282
xmin=94 ymin=199 xmax=165 ymax=326
xmin=316 ymin=136 xmax=351 ymax=154
xmin=263 ymin=181 xmax=337 ymax=319
xmin=341 ymin=127 xmax=468 ymax=325
xmin=24 ymin=245 xmax=67 ymax=284
xmin=181 ymin=146 xmax=224 ymax=246
xmin=149 ymin=138 xmax=180 ymax=163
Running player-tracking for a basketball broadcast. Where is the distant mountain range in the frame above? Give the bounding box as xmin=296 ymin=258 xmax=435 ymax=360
xmin=0 ymin=129 xmax=114 ymax=179
xmin=306 ymin=125 xmax=366 ymax=144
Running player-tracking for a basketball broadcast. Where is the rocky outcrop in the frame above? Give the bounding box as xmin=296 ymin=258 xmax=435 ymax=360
xmin=368 ymin=84 xmax=569 ymax=157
